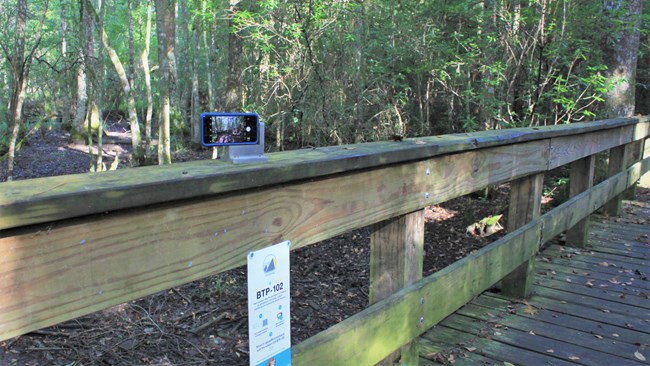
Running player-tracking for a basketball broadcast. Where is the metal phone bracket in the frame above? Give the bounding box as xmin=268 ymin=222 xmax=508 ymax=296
xmin=225 ymin=122 xmax=268 ymax=164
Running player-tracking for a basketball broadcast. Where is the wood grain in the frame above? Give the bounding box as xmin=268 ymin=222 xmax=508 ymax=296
xmin=2 ymin=118 xmax=647 ymax=230
xmin=0 ymin=141 xmax=548 ymax=341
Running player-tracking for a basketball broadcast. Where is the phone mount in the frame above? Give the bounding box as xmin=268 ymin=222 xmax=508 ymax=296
xmin=225 ymin=122 xmax=268 ymax=164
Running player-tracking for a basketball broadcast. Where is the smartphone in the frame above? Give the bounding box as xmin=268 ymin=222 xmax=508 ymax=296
xmin=200 ymin=112 xmax=259 ymax=146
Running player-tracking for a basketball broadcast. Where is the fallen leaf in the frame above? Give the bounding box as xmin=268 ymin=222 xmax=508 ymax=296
xmin=635 ymin=351 xmax=647 ymax=362
xmin=568 ymin=356 xmax=580 ymax=361
xmin=524 ymin=304 xmax=539 ymax=316
xmin=546 ymin=349 xmax=554 ymax=353
xmin=601 ymin=309 xmax=610 ymax=313
xmin=640 ymin=292 xmax=649 ymax=299
xmin=415 ymin=140 xmax=427 ymax=145
xmin=612 ymin=333 xmax=620 ymax=337
xmin=585 ymin=280 xmax=594 ymax=288
xmin=529 ymin=331 xmax=536 ymax=335
xmin=566 ymin=278 xmax=572 ymax=283
xmin=599 ymin=261 xmax=610 ymax=267
xmin=504 ymin=363 xmax=515 ymax=366
xmin=464 ymin=346 xmax=476 ymax=352
xmin=594 ymin=334 xmax=604 ymax=339
xmin=608 ymin=277 xmax=621 ymax=284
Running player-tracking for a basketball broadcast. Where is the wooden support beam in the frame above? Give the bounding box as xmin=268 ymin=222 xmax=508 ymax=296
xmin=565 ymin=155 xmax=596 ymax=248
xmin=501 ymin=173 xmax=544 ymax=298
xmin=603 ymin=145 xmax=629 ymax=215
xmin=622 ymin=140 xmax=644 ymax=199
xmin=369 ymin=210 xmax=424 ymax=365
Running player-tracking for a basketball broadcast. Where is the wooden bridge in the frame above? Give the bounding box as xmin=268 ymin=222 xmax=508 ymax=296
xmin=1 ymin=117 xmax=649 ymax=365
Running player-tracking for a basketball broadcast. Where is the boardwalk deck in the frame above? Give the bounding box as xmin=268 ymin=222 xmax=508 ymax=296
xmin=418 ymin=201 xmax=650 ymax=366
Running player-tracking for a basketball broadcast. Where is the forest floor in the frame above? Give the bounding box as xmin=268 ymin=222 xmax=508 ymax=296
xmin=2 ymin=124 xmax=643 ymax=365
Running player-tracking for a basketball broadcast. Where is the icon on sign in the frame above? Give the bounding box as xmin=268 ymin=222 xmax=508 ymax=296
xmin=263 ymin=255 xmax=277 ymax=274
xmin=277 ymin=312 xmax=283 ymax=321
xmin=263 ymin=318 xmax=268 ymax=327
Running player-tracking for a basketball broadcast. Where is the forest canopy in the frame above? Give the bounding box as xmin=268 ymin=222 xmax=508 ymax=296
xmin=0 ymin=0 xmax=646 ymax=173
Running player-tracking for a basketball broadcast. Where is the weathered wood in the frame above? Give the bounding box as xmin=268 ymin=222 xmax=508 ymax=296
xmin=421 ymin=323 xmax=576 ymax=366
xmin=564 ymin=155 xmax=596 ymax=247
xmin=475 ymin=295 xmax=645 ymax=345
xmin=291 ymin=221 xmax=543 ymax=365
xmin=604 ymin=145 xmax=629 ymax=215
xmin=0 ymin=141 xmax=548 ymax=341
xmin=2 ymin=117 xmax=647 ymax=230
xmin=501 ymin=173 xmax=544 ymax=298
xmin=369 ymin=210 xmax=424 ymax=365
xmin=548 ymin=126 xmax=632 ymax=169
xmin=622 ymin=140 xmax=644 ymax=199
xmin=456 ymin=303 xmax=644 ymax=362
xmin=440 ymin=314 xmax=641 ymax=365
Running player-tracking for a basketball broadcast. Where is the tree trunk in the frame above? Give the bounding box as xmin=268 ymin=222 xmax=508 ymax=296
xmin=191 ymin=25 xmax=201 ymax=143
xmin=127 ymin=0 xmax=136 ymax=89
xmin=142 ymin=0 xmax=153 ymax=151
xmin=603 ymin=0 xmax=643 ymax=118
xmin=83 ymin=0 xmax=143 ymax=159
xmin=155 ymin=0 xmax=175 ymax=165
xmin=5 ymin=0 xmax=47 ymax=181
xmin=178 ymin=0 xmax=191 ymax=127
xmin=225 ymin=1 xmax=244 ymax=111
xmin=202 ymin=0 xmax=215 ymax=111
xmin=60 ymin=1 xmax=72 ymax=128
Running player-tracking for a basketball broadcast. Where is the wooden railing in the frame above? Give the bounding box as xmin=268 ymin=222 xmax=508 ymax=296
xmin=1 ymin=117 xmax=649 ymax=364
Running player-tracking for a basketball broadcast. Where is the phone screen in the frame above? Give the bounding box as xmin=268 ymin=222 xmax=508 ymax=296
xmin=201 ymin=113 xmax=258 ymax=146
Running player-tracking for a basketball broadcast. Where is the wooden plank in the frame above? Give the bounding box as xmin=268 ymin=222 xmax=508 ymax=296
xmin=290 ymin=221 xmax=542 ymax=365
xmin=502 ymin=173 xmax=544 ymax=297
xmin=0 ymin=141 xmax=549 ymax=341
xmin=418 ymin=333 xmax=501 ymax=365
xmin=543 ymin=246 xmax=649 ymax=273
xmin=442 ymin=313 xmax=642 ymax=365
xmin=475 ymin=294 xmax=647 ymax=345
xmin=536 ymin=262 xmax=649 ymax=292
xmin=369 ymin=210 xmax=424 ymax=365
xmin=457 ymin=302 xmax=645 ymax=361
xmin=535 ymin=276 xmax=650 ymax=310
xmin=549 ymin=126 xmax=632 ymax=169
xmin=486 ymin=292 xmax=650 ymax=334
xmin=565 ymin=155 xmax=596 ymax=247
xmin=2 ymin=118 xmax=648 ymax=230
xmin=421 ymin=325 xmax=576 ymax=366
xmin=530 ymin=289 xmax=650 ymax=332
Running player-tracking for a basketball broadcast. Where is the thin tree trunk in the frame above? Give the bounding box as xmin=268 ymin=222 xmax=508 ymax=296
xmin=142 ymin=0 xmax=153 ymax=151
xmin=155 ymin=0 xmax=175 ymax=165
xmin=225 ymin=1 xmax=244 ymax=111
xmin=127 ymin=0 xmax=136 ymax=89
xmin=191 ymin=26 xmax=201 ymax=143
xmin=202 ymin=0 xmax=215 ymax=111
xmin=5 ymin=0 xmax=48 ymax=181
xmin=60 ymin=1 xmax=72 ymax=128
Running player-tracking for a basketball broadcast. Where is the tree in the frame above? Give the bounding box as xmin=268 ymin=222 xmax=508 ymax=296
xmin=155 ymin=0 xmax=176 ymax=165
xmin=602 ymin=0 xmax=643 ymax=118
xmin=83 ymin=0 xmax=144 ymax=160
xmin=2 ymin=0 xmax=49 ymax=181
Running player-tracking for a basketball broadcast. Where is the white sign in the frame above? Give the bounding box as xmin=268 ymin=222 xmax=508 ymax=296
xmin=248 ymin=241 xmax=292 ymax=366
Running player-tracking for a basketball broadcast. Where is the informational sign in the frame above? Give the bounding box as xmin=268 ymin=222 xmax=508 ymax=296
xmin=248 ymin=241 xmax=291 ymax=366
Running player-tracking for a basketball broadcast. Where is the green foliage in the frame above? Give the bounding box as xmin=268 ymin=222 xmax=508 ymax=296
xmin=0 ymin=0 xmax=644 ymax=157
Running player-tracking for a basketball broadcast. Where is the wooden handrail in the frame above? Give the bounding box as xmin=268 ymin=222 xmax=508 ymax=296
xmin=0 ymin=117 xmax=648 ymax=349
xmin=1 ymin=117 xmax=647 ymax=230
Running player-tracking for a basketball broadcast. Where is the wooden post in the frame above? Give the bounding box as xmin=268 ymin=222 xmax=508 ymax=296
xmin=369 ymin=210 xmax=424 ymax=366
xmin=501 ymin=173 xmax=544 ymax=298
xmin=603 ymin=145 xmax=629 ymax=215
xmin=623 ymin=140 xmax=644 ymax=199
xmin=565 ymin=155 xmax=596 ymax=247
